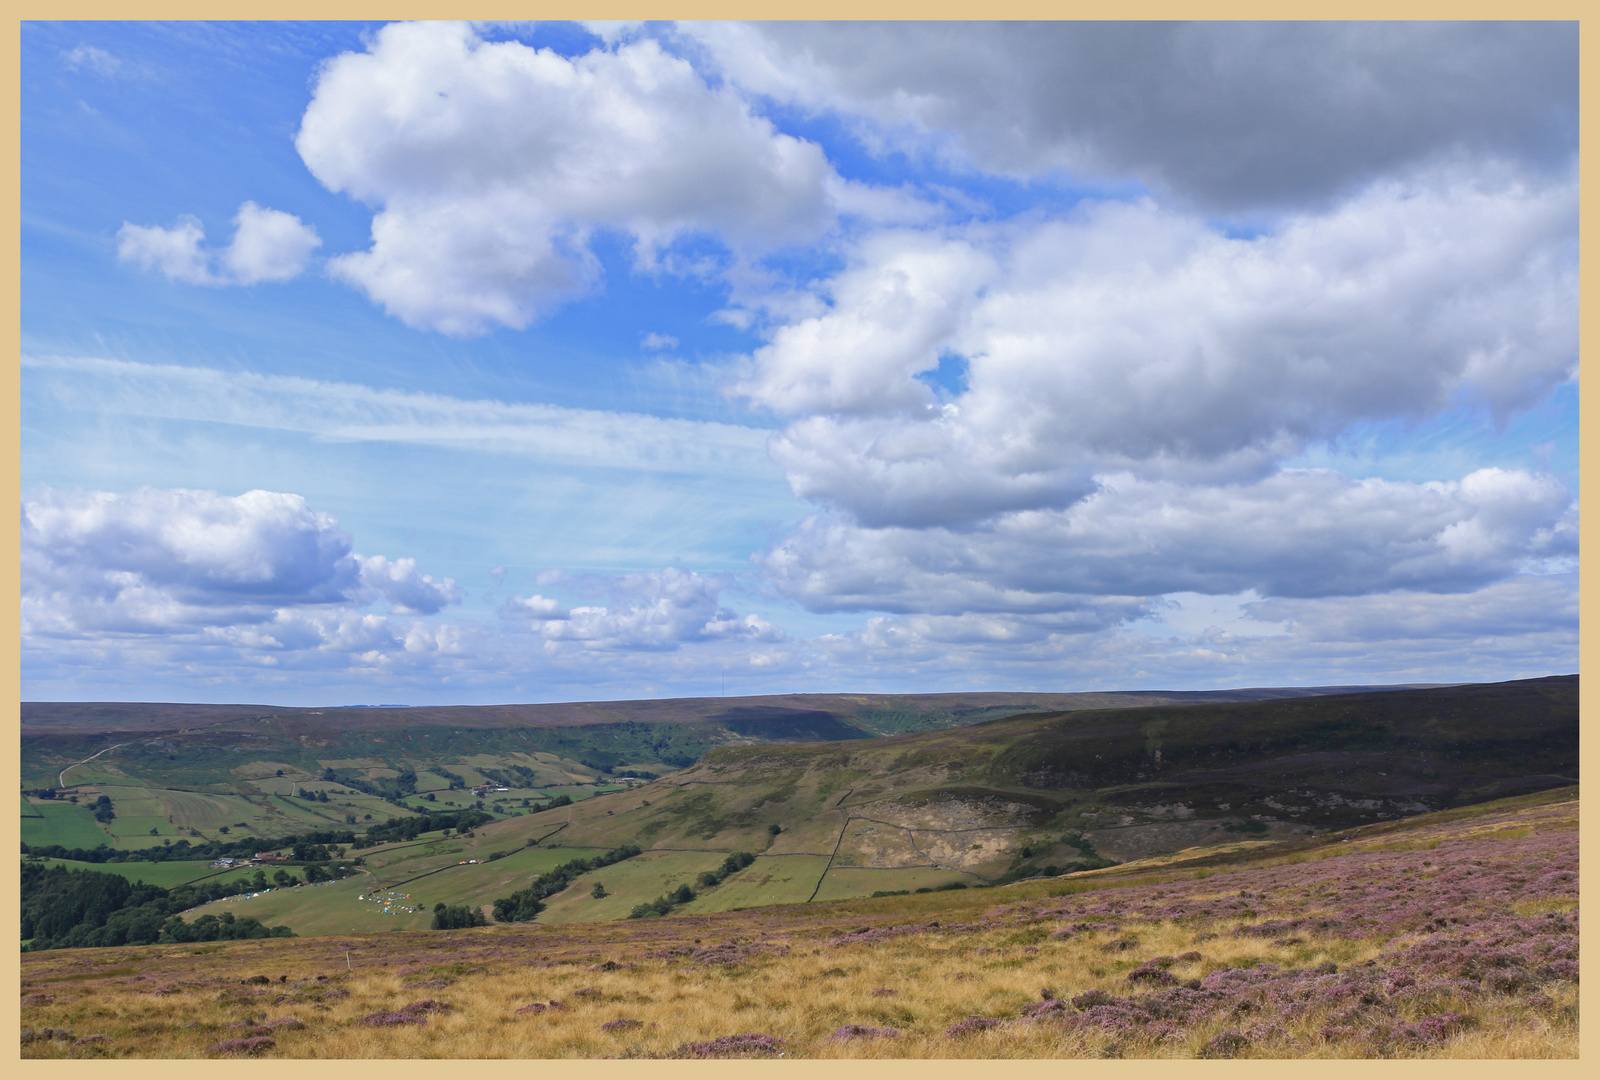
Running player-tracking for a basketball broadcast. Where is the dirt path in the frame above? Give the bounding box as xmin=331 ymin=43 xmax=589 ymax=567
xmin=58 ymin=742 xmax=133 ymax=787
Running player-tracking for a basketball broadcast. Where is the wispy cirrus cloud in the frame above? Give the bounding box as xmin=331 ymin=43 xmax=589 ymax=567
xmin=24 ymin=355 xmax=778 ymax=477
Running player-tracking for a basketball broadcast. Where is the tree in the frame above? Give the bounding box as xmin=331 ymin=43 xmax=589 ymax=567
xmin=431 ymin=904 xmax=487 ymax=930
xmin=591 ymin=882 xmax=608 ymax=899
xmin=492 ymin=889 xmax=546 ymax=922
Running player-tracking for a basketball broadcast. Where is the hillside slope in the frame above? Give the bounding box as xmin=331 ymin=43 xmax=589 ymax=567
xmin=22 ymin=682 xmax=1435 ymax=792
xmin=462 ymin=675 xmax=1576 ymax=912
xmin=173 ymin=675 xmax=1573 ymax=931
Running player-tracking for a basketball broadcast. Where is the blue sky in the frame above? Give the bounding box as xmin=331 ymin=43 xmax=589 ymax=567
xmin=21 ymin=21 xmax=1578 ymax=704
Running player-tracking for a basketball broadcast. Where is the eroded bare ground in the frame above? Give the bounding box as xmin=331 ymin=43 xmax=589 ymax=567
xmin=20 ymin=790 xmax=1577 ymax=1059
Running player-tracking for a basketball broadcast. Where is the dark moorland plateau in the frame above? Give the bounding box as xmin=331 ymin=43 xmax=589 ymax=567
xmin=19 ymin=675 xmax=1579 ymax=1058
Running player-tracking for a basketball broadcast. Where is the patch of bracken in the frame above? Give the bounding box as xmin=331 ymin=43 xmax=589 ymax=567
xmin=674 ymin=1032 xmax=785 ymax=1058
xmin=207 ymin=1036 xmax=275 ymax=1055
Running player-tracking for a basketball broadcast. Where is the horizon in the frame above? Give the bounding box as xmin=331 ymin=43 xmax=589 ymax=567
xmin=27 ymin=673 xmax=1549 ymax=712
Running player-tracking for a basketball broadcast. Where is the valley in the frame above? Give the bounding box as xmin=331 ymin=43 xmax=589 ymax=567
xmin=22 ymin=676 xmax=1576 ymax=940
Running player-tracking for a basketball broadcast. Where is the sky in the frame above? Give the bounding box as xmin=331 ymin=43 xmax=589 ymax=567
xmin=20 ymin=20 xmax=1579 ymax=705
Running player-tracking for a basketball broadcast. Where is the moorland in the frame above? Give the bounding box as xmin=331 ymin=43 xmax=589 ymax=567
xmin=19 ymin=675 xmax=1578 ymax=1057
xmin=19 ymin=786 xmax=1579 ymax=1058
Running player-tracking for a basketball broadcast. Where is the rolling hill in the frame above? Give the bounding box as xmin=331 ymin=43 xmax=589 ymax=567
xmin=164 ymin=675 xmax=1573 ymax=930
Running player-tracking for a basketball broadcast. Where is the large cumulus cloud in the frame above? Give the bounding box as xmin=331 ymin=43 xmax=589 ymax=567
xmin=297 ymin=21 xmax=843 ymax=335
xmin=21 ymin=487 xmax=460 ymax=639
xmin=737 ymin=172 xmax=1576 ymax=529
xmin=679 ymin=21 xmax=1577 ymax=211
xmin=759 ymin=468 xmax=1576 ymax=616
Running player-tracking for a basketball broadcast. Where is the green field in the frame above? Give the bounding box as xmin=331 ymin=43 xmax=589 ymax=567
xmin=398 ymin=846 xmax=611 ymax=911
xmin=21 ymin=801 xmax=109 ymax=849
xmin=680 ymin=854 xmax=832 ymax=913
xmin=535 ymin=849 xmax=731 ymax=923
xmin=30 ymin=858 xmax=241 ymax=889
xmin=811 ymin=865 xmax=975 ymax=901
xmin=182 ymin=875 xmax=420 ymax=935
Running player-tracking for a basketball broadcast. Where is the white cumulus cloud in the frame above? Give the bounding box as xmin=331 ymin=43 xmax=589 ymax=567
xmin=297 ymin=21 xmax=841 ymax=335
xmin=759 ymin=467 xmax=1577 ymax=616
xmin=738 ymin=170 xmax=1576 ymax=530
xmin=502 ymin=566 xmax=785 ymax=651
xmin=22 ymin=487 xmax=458 ymax=638
xmin=117 ymin=202 xmax=320 ymax=286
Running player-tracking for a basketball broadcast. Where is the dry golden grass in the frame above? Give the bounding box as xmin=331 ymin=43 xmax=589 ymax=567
xmin=18 ymin=913 xmax=1578 ymax=1059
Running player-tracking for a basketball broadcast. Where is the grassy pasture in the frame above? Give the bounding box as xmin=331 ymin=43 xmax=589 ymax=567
xmin=680 ymin=854 xmax=832 ymax=913
xmin=105 ymin=815 xmax=180 ymax=843
xmin=401 ymin=847 xmax=612 ymax=911
xmin=21 ymin=801 xmax=110 ymax=849
xmin=536 ymin=849 xmax=732 ymax=923
xmin=22 ymin=795 xmax=44 ymax=818
xmin=161 ymin=789 xmax=255 ymax=831
xmin=812 ymin=865 xmax=975 ymax=901
xmin=28 ymin=859 xmax=244 ymax=889
xmin=181 ymin=875 xmax=425 ymax=935
xmin=362 ymin=837 xmax=477 ymax=881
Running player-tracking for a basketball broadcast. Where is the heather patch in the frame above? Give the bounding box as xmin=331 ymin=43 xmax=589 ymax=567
xmin=514 ymin=1001 xmax=564 ymax=1015
xmin=207 ymin=1036 xmax=274 ymax=1055
xmin=674 ymin=1033 xmax=784 ymax=1058
xmin=831 ymin=1025 xmax=900 ymax=1040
